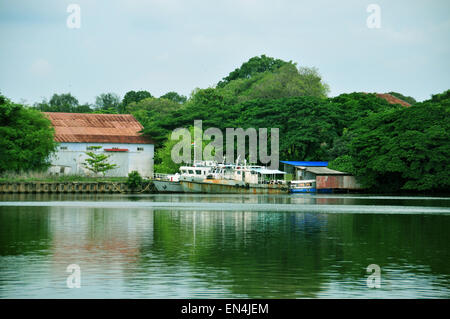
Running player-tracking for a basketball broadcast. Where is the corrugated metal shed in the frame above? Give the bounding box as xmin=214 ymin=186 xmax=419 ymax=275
xmin=280 ymin=161 xmax=328 ymax=167
xmin=43 ymin=112 xmax=154 ymax=144
xmin=316 ymin=175 xmax=361 ymax=190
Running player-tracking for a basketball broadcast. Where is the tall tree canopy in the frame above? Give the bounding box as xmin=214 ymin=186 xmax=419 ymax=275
xmin=160 ymin=91 xmax=187 ymax=104
xmin=330 ymin=91 xmax=449 ymax=192
xmin=34 ymin=93 xmax=93 ymax=113
xmin=217 ymin=55 xmax=289 ymax=88
xmin=122 ymin=90 xmax=152 ymax=109
xmin=95 ymin=93 xmax=121 ymax=113
xmin=0 ymin=95 xmax=56 ymax=172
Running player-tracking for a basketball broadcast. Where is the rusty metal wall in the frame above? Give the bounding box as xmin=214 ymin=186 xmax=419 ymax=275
xmin=316 ymin=175 xmax=362 ymax=189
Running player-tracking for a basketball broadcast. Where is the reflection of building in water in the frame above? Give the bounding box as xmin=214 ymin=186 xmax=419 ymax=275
xmin=48 ymin=207 xmax=154 ymax=278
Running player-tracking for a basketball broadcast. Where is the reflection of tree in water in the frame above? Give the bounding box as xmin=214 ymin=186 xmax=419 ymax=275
xmin=2 ymin=205 xmax=449 ymax=297
xmin=137 ymin=210 xmax=331 ymax=298
xmin=324 ymin=214 xmax=450 ymax=280
xmin=137 ymin=210 xmax=450 ymax=298
xmin=0 ymin=206 xmax=52 ymax=256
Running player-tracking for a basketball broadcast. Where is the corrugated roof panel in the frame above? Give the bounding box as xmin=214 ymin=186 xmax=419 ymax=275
xmin=305 ymin=167 xmax=349 ymax=175
xmin=43 ymin=112 xmax=154 ymax=144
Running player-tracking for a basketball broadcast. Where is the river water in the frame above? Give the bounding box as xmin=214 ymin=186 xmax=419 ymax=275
xmin=0 ymin=193 xmax=449 ymax=298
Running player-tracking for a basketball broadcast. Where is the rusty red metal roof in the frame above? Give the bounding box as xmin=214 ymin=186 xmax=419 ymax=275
xmin=43 ymin=112 xmax=154 ymax=144
xmin=375 ymin=93 xmax=411 ymax=107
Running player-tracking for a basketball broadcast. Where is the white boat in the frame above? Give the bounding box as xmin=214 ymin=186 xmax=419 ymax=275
xmin=289 ymin=179 xmax=317 ymax=193
xmin=179 ymin=162 xmax=289 ymax=194
xmin=152 ymin=161 xmax=217 ymax=193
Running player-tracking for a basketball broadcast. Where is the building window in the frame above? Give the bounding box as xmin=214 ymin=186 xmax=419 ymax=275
xmin=60 ymin=146 xmax=68 ymax=150
xmin=137 ymin=147 xmax=144 ymax=151
xmin=87 ymin=146 xmax=101 ymax=151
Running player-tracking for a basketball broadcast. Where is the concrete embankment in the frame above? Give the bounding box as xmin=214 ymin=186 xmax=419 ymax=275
xmin=0 ymin=181 xmax=155 ymax=194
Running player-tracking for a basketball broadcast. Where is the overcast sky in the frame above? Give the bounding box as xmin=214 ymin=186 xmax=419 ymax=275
xmin=0 ymin=0 xmax=449 ymax=105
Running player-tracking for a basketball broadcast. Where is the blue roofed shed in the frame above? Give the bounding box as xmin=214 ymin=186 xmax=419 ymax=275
xmin=280 ymin=161 xmax=328 ymax=167
xmin=280 ymin=161 xmax=329 ymax=180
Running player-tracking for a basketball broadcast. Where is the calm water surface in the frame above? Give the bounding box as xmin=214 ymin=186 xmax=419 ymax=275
xmin=0 ymin=193 xmax=449 ymax=298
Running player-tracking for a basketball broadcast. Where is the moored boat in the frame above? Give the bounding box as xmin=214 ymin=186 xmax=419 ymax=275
xmin=179 ymin=165 xmax=289 ymax=194
xmin=152 ymin=161 xmax=217 ymax=193
xmin=289 ymin=179 xmax=317 ymax=193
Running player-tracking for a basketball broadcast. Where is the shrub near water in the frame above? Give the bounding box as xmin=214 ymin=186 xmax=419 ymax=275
xmin=127 ymin=171 xmax=143 ymax=190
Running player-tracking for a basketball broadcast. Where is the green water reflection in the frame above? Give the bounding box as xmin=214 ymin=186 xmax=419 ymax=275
xmin=0 ymin=195 xmax=449 ymax=298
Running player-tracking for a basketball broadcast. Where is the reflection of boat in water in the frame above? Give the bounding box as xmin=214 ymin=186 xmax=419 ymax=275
xmin=180 ymin=165 xmax=289 ymax=194
xmin=289 ymin=180 xmax=316 ymax=193
xmin=152 ymin=161 xmax=217 ymax=193
xmin=152 ymin=179 xmax=183 ymax=193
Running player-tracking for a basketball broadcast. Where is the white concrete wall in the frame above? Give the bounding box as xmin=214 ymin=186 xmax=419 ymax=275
xmin=48 ymin=142 xmax=154 ymax=178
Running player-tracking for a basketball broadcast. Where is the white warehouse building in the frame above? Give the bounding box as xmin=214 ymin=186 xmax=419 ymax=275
xmin=44 ymin=112 xmax=154 ymax=177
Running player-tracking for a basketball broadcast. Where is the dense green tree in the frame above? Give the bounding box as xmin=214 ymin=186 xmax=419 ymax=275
xmin=0 ymin=95 xmax=56 ymax=172
xmin=95 ymin=93 xmax=121 ymax=112
xmin=154 ymin=132 xmax=185 ymax=174
xmin=328 ymin=155 xmax=356 ymax=175
xmin=217 ymin=55 xmax=289 ymax=88
xmin=234 ymin=97 xmax=340 ymax=161
xmin=429 ymin=89 xmax=450 ymax=103
xmin=122 ymin=90 xmax=152 ymax=109
xmin=235 ymin=64 xmax=329 ymax=101
xmin=343 ymin=93 xmax=449 ymax=192
xmin=49 ymin=93 xmax=78 ymax=109
xmin=154 ymin=126 xmax=211 ymax=173
xmin=34 ymin=93 xmax=93 ymax=113
xmin=160 ymin=91 xmax=187 ymax=104
xmin=140 ymin=89 xmax=401 ymax=166
xmin=130 ymin=97 xmax=185 ymax=145
xmin=388 ymin=91 xmax=417 ymax=105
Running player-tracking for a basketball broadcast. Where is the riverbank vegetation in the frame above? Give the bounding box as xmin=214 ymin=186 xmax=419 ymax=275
xmin=1 ymin=55 xmax=449 ymax=193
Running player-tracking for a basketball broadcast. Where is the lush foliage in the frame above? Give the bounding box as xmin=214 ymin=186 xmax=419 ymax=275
xmin=34 ymin=93 xmax=93 ymax=113
xmin=330 ymin=92 xmax=449 ymax=192
xmin=160 ymin=91 xmax=187 ymax=104
xmin=217 ymin=55 xmax=289 ymax=88
xmin=95 ymin=93 xmax=122 ymax=113
xmin=353 ymin=100 xmax=448 ymax=192
xmin=0 ymin=95 xmax=57 ymax=172
xmin=3 ymin=54 xmax=448 ymax=193
xmin=388 ymin=91 xmax=417 ymax=105
xmin=123 ymin=90 xmax=153 ymax=109
xmin=127 ymin=170 xmax=144 ymax=189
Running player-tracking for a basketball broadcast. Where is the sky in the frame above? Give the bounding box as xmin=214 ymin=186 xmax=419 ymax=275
xmin=0 ymin=0 xmax=449 ymax=105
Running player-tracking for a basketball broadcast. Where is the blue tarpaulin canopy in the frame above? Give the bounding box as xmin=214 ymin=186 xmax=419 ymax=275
xmin=280 ymin=161 xmax=328 ymax=167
